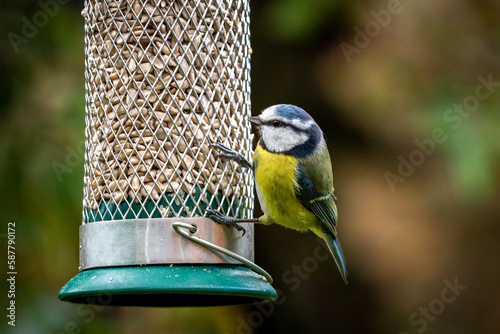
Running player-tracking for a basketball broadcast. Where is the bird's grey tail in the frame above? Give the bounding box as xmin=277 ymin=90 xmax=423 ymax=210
xmin=323 ymin=232 xmax=349 ymax=285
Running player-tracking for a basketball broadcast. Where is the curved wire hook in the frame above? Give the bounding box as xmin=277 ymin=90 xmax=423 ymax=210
xmin=172 ymin=222 xmax=273 ymax=284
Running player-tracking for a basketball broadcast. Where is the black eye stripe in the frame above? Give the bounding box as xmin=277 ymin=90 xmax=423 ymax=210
xmin=263 ymin=120 xmax=307 ymax=132
xmin=263 ymin=120 xmax=280 ymax=126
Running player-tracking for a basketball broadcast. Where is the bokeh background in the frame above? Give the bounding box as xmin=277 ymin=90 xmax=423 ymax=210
xmin=1 ymin=0 xmax=500 ymax=333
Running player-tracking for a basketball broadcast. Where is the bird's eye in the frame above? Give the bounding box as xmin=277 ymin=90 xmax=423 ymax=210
xmin=272 ymin=120 xmax=282 ymax=127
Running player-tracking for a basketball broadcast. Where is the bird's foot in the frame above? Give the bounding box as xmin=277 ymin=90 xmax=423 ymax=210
xmin=210 ymin=143 xmax=253 ymax=170
xmin=206 ymin=208 xmax=246 ymax=236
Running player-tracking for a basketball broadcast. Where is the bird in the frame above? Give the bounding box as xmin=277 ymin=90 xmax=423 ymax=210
xmin=207 ymin=104 xmax=348 ymax=285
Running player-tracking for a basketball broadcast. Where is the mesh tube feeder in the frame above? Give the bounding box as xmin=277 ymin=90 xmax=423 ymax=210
xmin=59 ymin=0 xmax=276 ymax=307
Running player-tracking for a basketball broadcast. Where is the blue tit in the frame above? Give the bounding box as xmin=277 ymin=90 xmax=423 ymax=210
xmin=208 ymin=104 xmax=348 ymax=284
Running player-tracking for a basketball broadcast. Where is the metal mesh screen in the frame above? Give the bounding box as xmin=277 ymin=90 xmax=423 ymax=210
xmin=82 ymin=0 xmax=253 ymax=223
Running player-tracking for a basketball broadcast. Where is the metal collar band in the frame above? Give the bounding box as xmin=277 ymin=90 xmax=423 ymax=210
xmin=79 ymin=218 xmax=254 ymax=270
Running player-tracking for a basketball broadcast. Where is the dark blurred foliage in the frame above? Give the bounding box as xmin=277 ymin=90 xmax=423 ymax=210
xmin=1 ymin=0 xmax=500 ymax=333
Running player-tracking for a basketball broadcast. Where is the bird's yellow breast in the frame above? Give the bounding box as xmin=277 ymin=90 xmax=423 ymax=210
xmin=253 ymin=144 xmax=316 ymax=231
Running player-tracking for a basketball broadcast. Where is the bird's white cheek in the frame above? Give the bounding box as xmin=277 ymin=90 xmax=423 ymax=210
xmin=260 ymin=127 xmax=308 ymax=152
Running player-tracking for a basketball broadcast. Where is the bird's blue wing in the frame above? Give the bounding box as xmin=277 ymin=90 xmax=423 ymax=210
xmin=294 ymin=163 xmax=338 ymax=237
xmin=294 ymin=156 xmax=348 ymax=284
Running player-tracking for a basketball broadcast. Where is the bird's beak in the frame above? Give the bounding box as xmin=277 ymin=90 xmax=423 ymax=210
xmin=248 ymin=116 xmax=261 ymax=126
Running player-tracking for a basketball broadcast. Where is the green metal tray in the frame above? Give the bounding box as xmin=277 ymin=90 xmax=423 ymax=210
xmin=59 ymin=264 xmax=277 ymax=307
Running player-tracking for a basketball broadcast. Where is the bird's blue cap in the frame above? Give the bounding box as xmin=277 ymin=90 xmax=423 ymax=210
xmin=270 ymin=104 xmax=314 ymax=122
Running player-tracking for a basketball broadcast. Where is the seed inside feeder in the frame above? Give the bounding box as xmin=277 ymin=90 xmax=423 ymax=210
xmin=83 ymin=0 xmax=253 ymax=222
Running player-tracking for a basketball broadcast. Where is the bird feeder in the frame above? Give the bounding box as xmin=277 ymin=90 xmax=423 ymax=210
xmin=59 ymin=0 xmax=276 ymax=307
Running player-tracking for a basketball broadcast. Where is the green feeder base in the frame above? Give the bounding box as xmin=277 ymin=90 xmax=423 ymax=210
xmin=59 ymin=264 xmax=277 ymax=307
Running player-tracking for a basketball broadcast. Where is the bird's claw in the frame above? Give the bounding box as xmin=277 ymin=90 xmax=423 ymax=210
xmin=210 ymin=143 xmax=253 ymax=170
xmin=210 ymin=143 xmax=235 ymax=154
xmin=206 ymin=208 xmax=246 ymax=236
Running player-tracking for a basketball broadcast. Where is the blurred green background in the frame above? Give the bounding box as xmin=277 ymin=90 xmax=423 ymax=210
xmin=1 ymin=0 xmax=500 ymax=333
